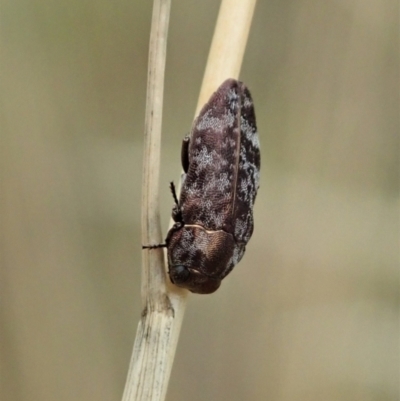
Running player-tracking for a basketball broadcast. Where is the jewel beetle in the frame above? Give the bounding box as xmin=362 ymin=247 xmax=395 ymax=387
xmin=144 ymin=79 xmax=260 ymax=294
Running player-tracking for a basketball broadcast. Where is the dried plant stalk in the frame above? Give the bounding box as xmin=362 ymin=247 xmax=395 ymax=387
xmin=122 ymin=0 xmax=257 ymax=400
xmin=122 ymin=1 xmax=176 ymax=399
xmin=197 ymin=0 xmax=257 ymax=112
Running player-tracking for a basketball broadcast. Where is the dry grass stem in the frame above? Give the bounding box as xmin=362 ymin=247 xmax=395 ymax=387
xmin=122 ymin=0 xmax=257 ymax=400
xmin=197 ymin=0 xmax=257 ymax=114
xmin=122 ymin=1 xmax=176 ymax=400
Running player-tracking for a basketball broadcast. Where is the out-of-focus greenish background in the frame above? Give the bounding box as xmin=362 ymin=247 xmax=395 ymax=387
xmin=1 ymin=1 xmax=398 ymax=400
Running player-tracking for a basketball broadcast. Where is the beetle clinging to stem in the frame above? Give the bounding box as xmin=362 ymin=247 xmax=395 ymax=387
xmin=143 ymin=78 xmax=260 ymax=294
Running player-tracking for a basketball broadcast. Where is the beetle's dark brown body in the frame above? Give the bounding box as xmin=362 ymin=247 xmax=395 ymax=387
xmin=165 ymin=79 xmax=260 ymax=294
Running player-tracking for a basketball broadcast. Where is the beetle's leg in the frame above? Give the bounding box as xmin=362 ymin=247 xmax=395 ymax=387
xmin=181 ymin=135 xmax=190 ymax=173
xmin=170 ymin=181 xmax=183 ymax=223
xmin=169 ymin=181 xmax=179 ymax=205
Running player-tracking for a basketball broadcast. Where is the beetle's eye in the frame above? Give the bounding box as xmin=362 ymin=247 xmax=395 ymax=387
xmin=170 ymin=265 xmax=190 ymax=283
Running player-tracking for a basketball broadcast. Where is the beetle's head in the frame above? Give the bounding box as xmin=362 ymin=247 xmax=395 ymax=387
xmin=169 ymin=265 xmax=221 ymax=294
xmin=166 ymin=225 xmax=236 ymax=294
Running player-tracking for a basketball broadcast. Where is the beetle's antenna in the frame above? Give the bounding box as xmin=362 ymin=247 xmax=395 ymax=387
xmin=142 ymin=243 xmax=167 ymax=249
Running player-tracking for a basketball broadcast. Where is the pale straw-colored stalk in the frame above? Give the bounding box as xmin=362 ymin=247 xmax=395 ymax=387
xmin=122 ymin=0 xmax=257 ymax=400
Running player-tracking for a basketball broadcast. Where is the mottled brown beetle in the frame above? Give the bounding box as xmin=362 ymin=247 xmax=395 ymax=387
xmin=144 ymin=79 xmax=260 ymax=294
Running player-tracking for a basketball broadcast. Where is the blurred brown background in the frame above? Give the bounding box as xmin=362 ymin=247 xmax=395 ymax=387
xmin=1 ymin=1 xmax=398 ymax=400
